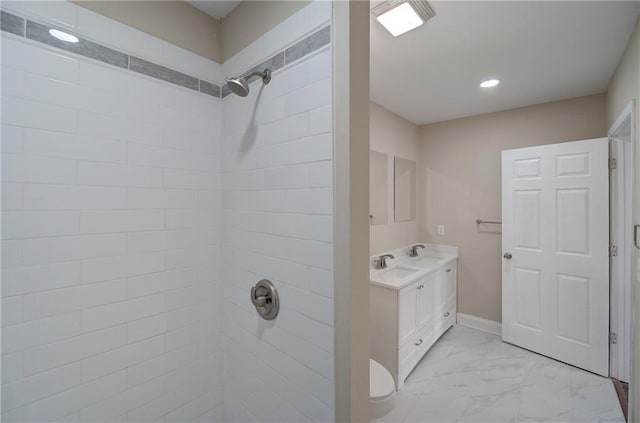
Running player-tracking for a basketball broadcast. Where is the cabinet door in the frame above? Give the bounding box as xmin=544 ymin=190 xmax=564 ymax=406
xmin=398 ymin=282 xmax=419 ymax=345
xmin=416 ymin=275 xmax=435 ymax=329
xmin=445 ymin=262 xmax=457 ymax=303
xmin=434 ymin=270 xmax=445 ymax=311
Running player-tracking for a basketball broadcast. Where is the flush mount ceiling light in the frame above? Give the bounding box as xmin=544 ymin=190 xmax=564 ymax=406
xmin=480 ymin=79 xmax=501 ymax=88
xmin=49 ymin=29 xmax=79 ymax=43
xmin=371 ymin=0 xmax=436 ymax=37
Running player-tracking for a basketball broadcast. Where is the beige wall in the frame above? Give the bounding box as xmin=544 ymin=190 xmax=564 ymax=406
xmin=221 ymin=1 xmax=311 ymax=61
xmin=333 ymin=1 xmax=370 ymax=421
xmin=418 ymin=94 xmax=607 ymax=323
xmin=606 ymin=18 xmax=640 ymax=422
xmin=370 ymin=102 xmax=421 ymax=255
xmin=607 ymin=19 xmax=639 ymax=128
xmin=73 ymin=1 xmax=222 ymax=63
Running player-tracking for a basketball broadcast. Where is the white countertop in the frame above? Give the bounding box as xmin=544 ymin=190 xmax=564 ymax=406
xmin=370 ymin=243 xmax=458 ymax=290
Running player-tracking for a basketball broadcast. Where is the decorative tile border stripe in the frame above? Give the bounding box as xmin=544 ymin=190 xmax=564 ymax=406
xmin=221 ymin=24 xmax=331 ymax=99
xmin=27 ymin=20 xmax=129 ymax=69
xmin=1 ymin=10 xmax=24 ymax=37
xmin=129 ymin=56 xmax=199 ymax=91
xmin=0 ymin=10 xmax=222 ymax=98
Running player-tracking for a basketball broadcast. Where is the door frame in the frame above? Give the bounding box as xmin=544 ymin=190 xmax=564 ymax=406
xmin=608 ymin=100 xmax=635 ymax=383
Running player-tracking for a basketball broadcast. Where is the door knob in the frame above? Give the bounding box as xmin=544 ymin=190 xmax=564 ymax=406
xmin=504 ymin=252 xmax=512 ymax=259
xmin=250 ymin=279 xmax=279 ymax=320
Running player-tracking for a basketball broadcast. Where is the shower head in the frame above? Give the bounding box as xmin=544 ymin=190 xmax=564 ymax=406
xmin=225 ymin=68 xmax=272 ymax=97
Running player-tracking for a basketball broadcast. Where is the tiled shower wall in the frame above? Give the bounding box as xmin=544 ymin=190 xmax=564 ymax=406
xmin=1 ymin=3 xmax=223 ymax=421
xmin=1 ymin=1 xmax=335 ymax=422
xmin=221 ymin=3 xmax=335 ymax=421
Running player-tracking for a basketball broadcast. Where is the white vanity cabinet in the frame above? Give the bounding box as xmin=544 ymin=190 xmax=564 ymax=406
xmin=370 ymin=257 xmax=457 ymax=390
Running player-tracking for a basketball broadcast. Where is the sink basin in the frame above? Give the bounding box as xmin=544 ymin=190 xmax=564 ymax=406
xmin=381 ymin=265 xmax=419 ymax=280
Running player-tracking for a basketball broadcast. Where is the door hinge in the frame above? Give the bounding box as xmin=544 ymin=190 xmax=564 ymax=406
xmin=609 ymin=245 xmax=618 ymax=257
xmin=609 ymin=332 xmax=618 ymax=344
xmin=609 ymin=158 xmax=617 ymax=170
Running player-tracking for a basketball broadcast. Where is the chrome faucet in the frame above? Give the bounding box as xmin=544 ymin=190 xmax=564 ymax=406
xmin=409 ymin=244 xmax=426 ymax=257
xmin=374 ymin=254 xmax=395 ymax=269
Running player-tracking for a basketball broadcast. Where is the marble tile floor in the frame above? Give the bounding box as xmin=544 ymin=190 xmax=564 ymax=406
xmin=375 ymin=325 xmax=625 ymax=423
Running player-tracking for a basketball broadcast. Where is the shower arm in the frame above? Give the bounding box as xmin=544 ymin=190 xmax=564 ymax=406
xmin=243 ymin=69 xmax=271 ymax=84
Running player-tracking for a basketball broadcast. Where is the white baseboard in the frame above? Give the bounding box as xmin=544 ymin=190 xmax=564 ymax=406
xmin=456 ymin=313 xmax=502 ymax=336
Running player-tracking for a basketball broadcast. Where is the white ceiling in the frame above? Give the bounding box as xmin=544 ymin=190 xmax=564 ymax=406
xmin=370 ymin=1 xmax=640 ymax=125
xmin=186 ymin=0 xmax=241 ymax=19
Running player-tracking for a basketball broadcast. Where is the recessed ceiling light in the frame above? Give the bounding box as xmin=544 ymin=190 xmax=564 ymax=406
xmin=49 ymin=29 xmax=79 ymax=43
xmin=480 ymin=79 xmax=501 ymax=88
xmin=371 ymin=0 xmax=436 ymax=37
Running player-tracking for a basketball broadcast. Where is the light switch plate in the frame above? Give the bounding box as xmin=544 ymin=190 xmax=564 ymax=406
xmin=437 ymin=225 xmax=445 ymax=236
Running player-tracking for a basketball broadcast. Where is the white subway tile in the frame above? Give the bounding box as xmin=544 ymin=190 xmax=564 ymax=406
xmin=2 ymin=124 xmax=24 ymax=154
xmin=163 ymin=168 xmax=216 ymax=190
xmin=23 ymin=184 xmax=127 ymax=210
xmin=2 ymin=312 xmax=82 ymax=354
xmin=2 ymin=66 xmax=25 ymax=98
xmin=21 ymin=279 xmax=127 ymax=321
xmin=2 ymin=182 xmax=23 ymax=210
xmin=126 ymin=188 xmax=166 ymax=209
xmin=75 ymin=87 xmax=125 ymax=117
xmin=121 ymin=118 xmax=163 ymax=145
xmin=80 ymin=251 xmax=165 ymax=284
xmin=81 ymin=293 xmax=165 ymax=332
xmin=165 ymin=209 xmax=209 ymax=230
xmin=77 ymin=375 xmax=166 ymax=422
xmin=2 ymin=261 xmax=81 ymax=296
xmin=2 ymin=362 xmax=82 ymax=411
xmin=2 ymin=352 xmax=23 ymax=385
xmin=77 ymin=110 xmax=125 ymax=140
xmin=77 ymin=161 xmax=127 ymax=187
xmin=127 ymin=231 xmax=167 ymax=254
xmin=127 ymin=166 xmax=164 ymax=188
xmin=22 ymin=234 xmax=126 ymax=265
xmin=23 ymin=325 xmax=127 ymax=376
xmin=2 ymin=96 xmax=77 ymax=133
xmin=78 ymin=60 xmax=131 ymax=95
xmin=127 ymin=391 xmax=169 ymax=422
xmin=127 ymin=272 xmax=168 ymax=299
xmin=2 ymin=211 xmax=80 ymax=239
xmin=1 ymin=37 xmax=79 ymax=83
xmin=2 ymin=296 xmax=22 ymax=327
xmin=308 ymin=215 xmax=333 ymax=243
xmin=23 ymin=72 xmax=81 ymax=109
xmin=23 ymin=128 xmax=127 ymax=163
xmin=81 ymin=335 xmax=165 ymax=381
xmin=309 ymin=105 xmax=332 ymax=135
xmin=21 ymin=370 xmax=127 ymax=422
xmin=80 ymin=210 xmax=164 ymax=234
xmin=2 ymin=153 xmax=76 ymax=184
xmin=2 ymin=240 xmax=22 ymax=268
xmin=127 ymin=313 xmax=168 ymax=343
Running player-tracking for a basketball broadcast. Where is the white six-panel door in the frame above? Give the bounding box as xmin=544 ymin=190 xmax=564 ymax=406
xmin=502 ymin=138 xmax=609 ymax=376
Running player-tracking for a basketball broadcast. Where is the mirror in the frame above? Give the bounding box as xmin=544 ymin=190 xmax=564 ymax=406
xmin=370 ymin=150 xmax=388 ymax=225
xmin=394 ymin=157 xmax=416 ymax=222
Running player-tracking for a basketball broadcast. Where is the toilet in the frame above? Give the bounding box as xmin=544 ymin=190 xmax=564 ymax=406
xmin=370 ymin=359 xmax=396 ymax=418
